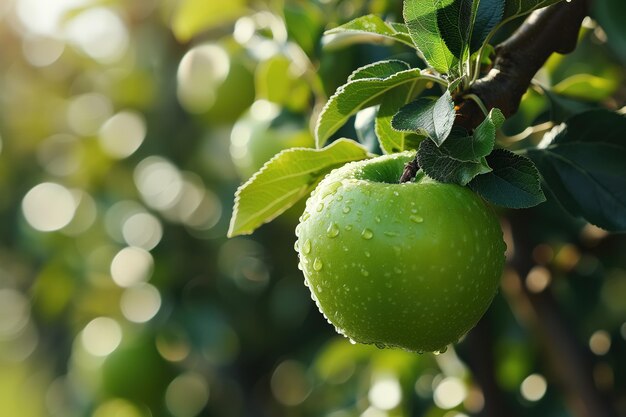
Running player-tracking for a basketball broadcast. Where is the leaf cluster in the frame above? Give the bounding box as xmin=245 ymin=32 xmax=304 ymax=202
xmin=229 ymin=0 xmax=626 ymax=236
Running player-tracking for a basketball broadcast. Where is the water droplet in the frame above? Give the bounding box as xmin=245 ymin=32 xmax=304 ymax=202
xmin=344 ymin=225 xmax=353 ymax=231
xmin=349 ymin=339 xmax=357 ymax=345
xmin=342 ymin=206 xmax=351 ymax=214
xmin=303 ymin=279 xmax=309 ymax=287
xmin=384 ymin=231 xmax=399 ymax=237
xmin=438 ymin=345 xmax=448 ymax=354
xmin=316 ymin=202 xmax=324 ymax=212
xmin=411 ymin=208 xmax=418 ymax=214
xmin=322 ymin=181 xmax=342 ymax=198
xmin=375 ymin=342 xmax=386 ymax=349
xmin=300 ymin=211 xmax=310 ymax=221
xmin=410 ymin=215 xmax=424 ymax=223
xmin=393 ymin=267 xmax=402 ymax=274
xmin=393 ymin=191 xmax=399 ymax=197
xmin=364 ymin=251 xmax=371 ymax=258
xmin=361 ymin=228 xmax=373 ymax=240
xmin=302 ymin=239 xmax=312 ymax=254
xmin=375 ymin=216 xmax=381 ymax=223
xmin=361 ymin=269 xmax=369 ymax=277
xmin=336 ymin=195 xmax=343 ymax=201
xmin=313 ymin=257 xmax=323 ymax=271
xmin=293 ymin=239 xmax=299 ymax=251
xmin=326 ymin=222 xmax=340 ymax=238
xmin=316 ymin=285 xmax=323 ymax=293
xmin=297 ymin=262 xmax=303 ymax=271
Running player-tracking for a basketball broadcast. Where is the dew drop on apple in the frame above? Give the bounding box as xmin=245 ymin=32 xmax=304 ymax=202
xmin=364 ymin=251 xmax=371 ymax=258
xmin=302 ymin=239 xmax=312 ymax=254
xmin=410 ymin=215 xmax=424 ymax=223
xmin=375 ymin=342 xmax=387 ymax=349
xmin=316 ymin=285 xmax=323 ymax=293
xmin=342 ymin=206 xmax=351 ymax=214
xmin=326 ymin=222 xmax=340 ymax=238
xmin=300 ymin=211 xmax=310 ymax=221
xmin=313 ymin=257 xmax=323 ymax=271
xmin=344 ymin=225 xmax=353 ymax=231
xmin=349 ymin=338 xmax=357 ymax=345
xmin=316 ymin=202 xmax=324 ymax=212
xmin=375 ymin=215 xmax=381 ymax=223
xmin=361 ymin=228 xmax=373 ymax=240
xmin=361 ymin=269 xmax=369 ymax=277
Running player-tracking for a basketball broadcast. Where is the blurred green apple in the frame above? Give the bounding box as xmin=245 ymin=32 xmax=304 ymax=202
xmin=230 ymin=100 xmax=313 ymax=179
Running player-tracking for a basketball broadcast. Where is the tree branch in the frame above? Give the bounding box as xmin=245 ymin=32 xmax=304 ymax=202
xmin=401 ymin=0 xmax=589 ymax=182
xmin=456 ymin=0 xmax=589 ymax=130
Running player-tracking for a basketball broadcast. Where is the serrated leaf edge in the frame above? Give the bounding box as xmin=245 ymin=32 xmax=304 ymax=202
xmin=228 ymin=139 xmax=370 ymax=237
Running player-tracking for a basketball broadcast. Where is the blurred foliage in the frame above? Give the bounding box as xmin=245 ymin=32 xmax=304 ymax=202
xmin=0 ymin=1 xmax=624 ymax=417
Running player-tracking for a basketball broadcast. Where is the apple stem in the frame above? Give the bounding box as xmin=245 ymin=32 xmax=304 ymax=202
xmin=399 ymin=157 xmax=420 ymax=183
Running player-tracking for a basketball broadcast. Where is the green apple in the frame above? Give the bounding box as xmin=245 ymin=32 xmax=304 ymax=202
xmin=295 ymin=152 xmax=506 ymax=353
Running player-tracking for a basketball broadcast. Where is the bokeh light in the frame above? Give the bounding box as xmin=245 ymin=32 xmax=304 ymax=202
xmin=120 ymin=283 xmax=162 ymax=323
xmin=22 ymin=182 xmax=77 ymax=231
xmin=165 ymin=372 xmax=210 ymax=417
xmin=99 ymin=111 xmax=147 ymax=158
xmin=520 ymin=374 xmax=548 ymax=402
xmin=177 ymin=44 xmax=230 ymax=114
xmin=122 ymin=212 xmax=163 ymax=250
xmin=270 ymin=360 xmax=311 ymax=406
xmin=81 ymin=317 xmax=122 ymax=357
xmin=433 ymin=377 xmax=467 ymax=409
xmin=110 ymin=246 xmax=154 ymax=288
xmin=589 ymin=330 xmax=611 ymax=356
xmin=368 ymin=373 xmax=402 ymax=410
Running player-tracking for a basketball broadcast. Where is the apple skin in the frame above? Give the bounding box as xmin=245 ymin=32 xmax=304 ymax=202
xmin=295 ymin=152 xmax=506 ymax=353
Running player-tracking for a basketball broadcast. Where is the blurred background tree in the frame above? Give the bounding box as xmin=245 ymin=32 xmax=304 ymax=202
xmin=0 ymin=0 xmax=624 ymax=416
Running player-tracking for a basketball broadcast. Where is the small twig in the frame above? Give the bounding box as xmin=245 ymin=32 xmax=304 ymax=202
xmin=399 ymin=157 xmax=419 ymax=183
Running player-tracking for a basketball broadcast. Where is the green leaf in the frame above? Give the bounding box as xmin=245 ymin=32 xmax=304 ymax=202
xmin=552 ymin=74 xmax=620 ymax=102
xmin=403 ymin=0 xmax=458 ymax=74
xmin=228 ymin=139 xmax=371 ymax=237
xmin=470 ymin=0 xmax=504 ymax=52
xmin=348 ymin=60 xmax=410 ymax=82
xmin=323 ymin=15 xmax=416 ymax=49
xmin=417 ymin=136 xmax=492 ymax=185
xmin=502 ymin=0 xmax=562 ymax=22
xmin=470 ymin=108 xmax=504 ymax=157
xmin=171 ymin=0 xmax=247 ymax=42
xmin=469 ymin=149 xmax=546 ymax=208
xmin=391 ymin=90 xmax=455 ymax=146
xmin=437 ymin=0 xmax=472 ymax=59
xmin=526 ymin=110 xmax=626 ymax=231
xmin=315 ymin=61 xmax=427 ymax=148
xmin=375 ymin=79 xmax=428 ymax=154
